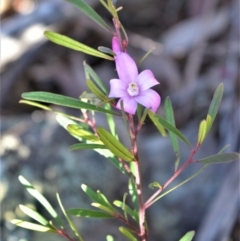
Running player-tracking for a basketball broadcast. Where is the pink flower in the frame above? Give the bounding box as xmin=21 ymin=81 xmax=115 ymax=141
xmin=109 ymin=37 xmax=161 ymax=114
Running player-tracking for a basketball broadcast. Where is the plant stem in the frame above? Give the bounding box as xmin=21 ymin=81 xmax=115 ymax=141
xmin=57 ymin=230 xmax=76 ymax=241
xmin=144 ymin=144 xmax=200 ymax=209
xmin=129 ymin=115 xmax=147 ymax=241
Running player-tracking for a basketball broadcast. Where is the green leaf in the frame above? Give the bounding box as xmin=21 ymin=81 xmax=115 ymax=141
xmin=69 ymin=143 xmax=106 ymax=151
xmin=19 ymin=205 xmax=49 ymax=226
xmin=196 ymin=152 xmax=240 ymax=164
xmin=98 ymin=46 xmax=115 ymax=56
xmin=11 ymin=219 xmax=52 ymax=232
xmin=179 ymin=231 xmax=195 ymax=241
xmin=148 ymin=111 xmax=191 ymax=148
xmin=19 ymin=100 xmax=87 ymax=123
xmin=197 ymin=119 xmax=207 ymax=144
xmin=164 ymin=97 xmax=180 ymax=169
xmin=67 ymin=124 xmax=102 ymax=143
xmin=113 ymin=200 xmax=138 ymax=222
xmin=65 ymin=0 xmax=111 ymax=32
xmin=91 ymin=203 xmax=116 ymax=216
xmin=57 ymin=194 xmax=84 ymax=241
xmin=83 ymin=62 xmax=108 ymax=94
xmin=148 ymin=110 xmax=167 ymax=137
xmin=86 ymin=79 xmax=108 ymax=101
xmin=67 ymin=208 xmax=113 ymax=218
xmin=44 ymin=31 xmax=113 ymax=60
xmin=97 ymin=127 xmax=135 ymax=162
xmin=81 ymin=185 xmax=117 ymax=214
xmin=106 ymin=104 xmax=118 ymax=138
xmin=128 ymin=177 xmax=138 ymax=210
xmin=207 ymin=83 xmax=224 ymax=132
xmin=18 ymin=176 xmax=58 ymax=219
xmin=106 ymin=235 xmax=115 ymax=241
xmin=119 ymin=227 xmax=138 ymax=241
xmin=148 ymin=182 xmax=162 ymax=190
xmin=21 ymin=92 xmax=120 ymax=116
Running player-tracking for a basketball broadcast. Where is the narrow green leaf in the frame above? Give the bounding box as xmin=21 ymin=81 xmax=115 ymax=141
xmin=18 ymin=176 xmax=58 ymax=219
xmin=83 ymin=62 xmax=108 ymax=94
xmin=81 ymin=185 xmax=117 ymax=213
xmin=179 ymin=231 xmax=195 ymax=241
xmin=86 ymin=79 xmax=108 ymax=101
xmin=56 ymin=193 xmax=84 ymax=241
xmin=164 ymin=97 xmax=180 ymax=169
xmin=113 ymin=200 xmax=138 ymax=222
xmin=20 ymin=100 xmax=86 ymax=123
xmin=65 ymin=0 xmax=111 ymax=32
xmin=44 ymin=31 xmax=113 ymax=60
xmin=19 ymin=205 xmax=48 ymax=226
xmin=128 ymin=177 xmax=138 ymax=210
xmin=11 ymin=219 xmax=52 ymax=232
xmin=138 ymin=47 xmax=155 ymax=65
xmin=67 ymin=124 xmax=102 ymax=143
xmin=148 ymin=110 xmax=167 ymax=136
xmin=91 ymin=203 xmax=116 ymax=216
xmin=205 ymin=115 xmax=212 ymax=133
xmin=149 ymin=111 xmax=192 ymax=148
xmin=196 ymin=152 xmax=240 ymax=164
xmin=197 ymin=120 xmax=207 ymax=144
xmin=106 ymin=104 xmax=118 ymax=138
xmin=218 ymin=144 xmax=230 ymax=153
xmin=207 ymin=83 xmax=224 ymax=132
xmin=69 ymin=143 xmax=106 ymax=151
xmin=119 ymin=227 xmax=138 ymax=241
xmin=67 ymin=209 xmax=113 ymax=218
xmin=148 ymin=182 xmax=162 ymax=190
xmin=98 ymin=46 xmax=115 ymax=56
xmin=97 ymin=127 xmax=135 ymax=162
xmin=21 ymin=92 xmax=120 ymax=116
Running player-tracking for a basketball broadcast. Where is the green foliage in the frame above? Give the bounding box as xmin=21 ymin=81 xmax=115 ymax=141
xmin=86 ymin=79 xmax=109 ymax=101
xmin=207 ymin=83 xmax=224 ymax=132
xmin=119 ymin=227 xmax=138 ymax=241
xmin=44 ymin=31 xmax=113 ymax=60
xmin=148 ymin=110 xmax=167 ymax=137
xmin=69 ymin=143 xmax=106 ymax=151
xmin=97 ymin=127 xmax=135 ymax=162
xmin=57 ymin=193 xmax=84 ymax=241
xmin=83 ymin=62 xmax=108 ymax=94
xmin=164 ymin=97 xmax=180 ymax=169
xmin=19 ymin=205 xmax=49 ymax=226
xmin=67 ymin=124 xmax=102 ymax=143
xmin=196 ymin=152 xmax=240 ymax=164
xmin=10 ymin=219 xmax=53 ymax=232
xmin=179 ymin=231 xmax=195 ymax=241
xmin=106 ymin=235 xmax=115 ymax=241
xmin=65 ymin=0 xmax=111 ymax=31
xmin=148 ymin=111 xmax=191 ymax=148
xmin=67 ymin=208 xmax=113 ymax=218
xmin=21 ymin=92 xmax=120 ymax=115
xmin=148 ymin=182 xmax=162 ymax=190
xmin=113 ymin=200 xmax=138 ymax=222
xmin=81 ymin=184 xmax=118 ymax=215
xmin=18 ymin=176 xmax=58 ymax=220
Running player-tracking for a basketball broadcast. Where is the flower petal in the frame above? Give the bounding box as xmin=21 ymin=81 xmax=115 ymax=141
xmin=115 ymin=53 xmax=138 ymax=84
xmin=112 ymin=37 xmax=121 ymax=54
xmin=116 ymin=96 xmax=138 ymax=114
xmin=134 ymin=89 xmax=161 ymax=112
xmin=136 ymin=70 xmax=159 ymax=91
xmin=109 ymin=79 xmax=128 ymax=98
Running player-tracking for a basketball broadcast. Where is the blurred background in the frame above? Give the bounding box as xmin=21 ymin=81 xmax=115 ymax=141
xmin=1 ymin=0 xmax=239 ymax=241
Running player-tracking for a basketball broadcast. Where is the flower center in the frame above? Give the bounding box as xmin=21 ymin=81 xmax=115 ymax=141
xmin=127 ymin=82 xmax=139 ymax=96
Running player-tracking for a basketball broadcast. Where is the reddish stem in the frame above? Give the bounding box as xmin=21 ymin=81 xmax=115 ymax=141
xmin=144 ymin=144 xmax=200 ymax=209
xmin=129 ymin=115 xmax=147 ymax=241
xmin=57 ymin=230 xmax=76 ymax=241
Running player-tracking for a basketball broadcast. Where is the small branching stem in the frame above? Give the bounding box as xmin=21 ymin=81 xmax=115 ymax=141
xmin=144 ymin=144 xmax=201 ymax=209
